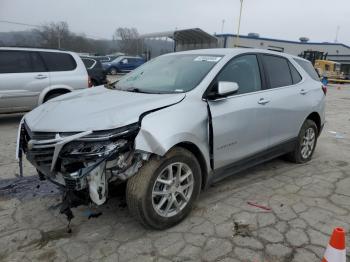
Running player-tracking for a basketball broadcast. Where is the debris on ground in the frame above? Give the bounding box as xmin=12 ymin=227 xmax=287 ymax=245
xmin=0 ymin=176 xmax=59 ymax=199
xmin=247 ymin=201 xmax=272 ymax=211
xmin=233 ymin=220 xmax=252 ymax=237
xmin=83 ymin=209 xmax=103 ymax=219
xmin=328 ymin=131 xmax=345 ymax=139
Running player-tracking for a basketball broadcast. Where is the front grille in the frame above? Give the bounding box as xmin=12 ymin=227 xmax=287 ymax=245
xmin=28 ymin=147 xmax=55 ymax=168
xmin=23 ymin=123 xmax=56 ymax=171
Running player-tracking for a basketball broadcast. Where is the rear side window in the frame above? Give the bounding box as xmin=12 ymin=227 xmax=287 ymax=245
xmin=216 ymin=54 xmax=262 ymax=95
xmin=0 ymin=50 xmax=32 ymax=73
xmin=288 ymin=62 xmax=302 ymax=84
xmin=82 ymin=58 xmax=95 ymax=69
xmin=262 ymin=55 xmax=293 ymax=88
xmin=294 ymin=59 xmax=320 ymax=81
xmin=40 ymin=52 xmax=77 ymax=71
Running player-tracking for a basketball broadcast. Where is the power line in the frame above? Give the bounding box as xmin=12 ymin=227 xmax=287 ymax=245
xmin=0 ymin=20 xmax=42 ymax=28
xmin=0 ymin=19 xmax=106 ymax=40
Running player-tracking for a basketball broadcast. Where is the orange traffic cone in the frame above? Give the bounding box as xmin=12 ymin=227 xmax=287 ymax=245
xmin=322 ymin=227 xmax=346 ymax=262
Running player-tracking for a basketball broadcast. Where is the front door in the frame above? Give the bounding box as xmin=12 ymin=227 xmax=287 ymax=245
xmin=208 ymin=54 xmax=270 ymax=169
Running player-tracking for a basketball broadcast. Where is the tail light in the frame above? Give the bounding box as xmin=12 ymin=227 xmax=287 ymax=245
xmin=322 ymin=85 xmax=327 ymax=95
xmin=88 ymin=76 xmax=93 ymax=88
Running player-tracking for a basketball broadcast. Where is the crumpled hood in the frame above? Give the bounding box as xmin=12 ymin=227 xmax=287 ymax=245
xmin=25 ymin=86 xmax=185 ymax=132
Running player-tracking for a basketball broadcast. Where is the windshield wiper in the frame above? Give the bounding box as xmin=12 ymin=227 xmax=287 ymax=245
xmin=126 ymin=87 xmax=147 ymax=93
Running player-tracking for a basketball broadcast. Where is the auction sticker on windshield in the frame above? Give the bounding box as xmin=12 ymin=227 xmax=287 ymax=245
xmin=194 ymin=56 xmax=222 ymax=62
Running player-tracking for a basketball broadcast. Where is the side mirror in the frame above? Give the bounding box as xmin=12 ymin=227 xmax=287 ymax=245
xmin=217 ymin=81 xmax=239 ymax=97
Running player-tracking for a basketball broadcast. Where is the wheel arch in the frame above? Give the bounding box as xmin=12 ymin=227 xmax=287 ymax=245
xmin=38 ymin=86 xmax=73 ymax=104
xmin=306 ymin=112 xmax=321 ymax=135
xmin=171 ymin=142 xmax=209 ymax=190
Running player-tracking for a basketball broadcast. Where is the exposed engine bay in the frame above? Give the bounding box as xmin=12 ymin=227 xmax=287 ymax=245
xmin=16 ymin=120 xmax=150 ymax=221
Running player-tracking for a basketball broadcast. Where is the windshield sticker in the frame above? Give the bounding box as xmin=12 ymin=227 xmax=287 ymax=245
xmin=194 ymin=56 xmax=222 ymax=62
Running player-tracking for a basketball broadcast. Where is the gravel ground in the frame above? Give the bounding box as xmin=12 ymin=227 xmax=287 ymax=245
xmin=0 ymin=85 xmax=349 ymax=262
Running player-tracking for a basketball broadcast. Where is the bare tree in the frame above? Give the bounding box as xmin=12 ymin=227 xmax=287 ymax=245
xmin=36 ymin=21 xmax=69 ymax=49
xmin=113 ymin=27 xmax=144 ymax=55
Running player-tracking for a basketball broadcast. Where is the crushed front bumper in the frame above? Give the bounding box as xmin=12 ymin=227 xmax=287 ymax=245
xmin=16 ymin=121 xmax=146 ymax=206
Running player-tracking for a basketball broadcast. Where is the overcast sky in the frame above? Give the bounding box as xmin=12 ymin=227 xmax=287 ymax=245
xmin=1 ymin=0 xmax=349 ymax=44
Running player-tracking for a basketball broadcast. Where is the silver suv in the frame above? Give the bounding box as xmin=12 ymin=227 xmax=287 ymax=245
xmin=17 ymin=48 xmax=326 ymax=229
xmin=0 ymin=47 xmax=89 ymax=113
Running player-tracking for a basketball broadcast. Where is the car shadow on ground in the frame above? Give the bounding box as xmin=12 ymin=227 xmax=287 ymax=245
xmin=0 ymin=113 xmax=24 ymax=126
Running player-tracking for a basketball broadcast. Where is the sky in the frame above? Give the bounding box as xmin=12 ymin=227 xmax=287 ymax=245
xmin=0 ymin=0 xmax=349 ymax=45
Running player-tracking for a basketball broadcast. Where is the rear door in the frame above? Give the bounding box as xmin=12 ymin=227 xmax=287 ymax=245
xmin=260 ymin=54 xmax=309 ymax=147
xmin=0 ymin=50 xmax=49 ymax=113
xmin=40 ymin=51 xmax=84 ymax=90
xmin=208 ymin=54 xmax=270 ymax=169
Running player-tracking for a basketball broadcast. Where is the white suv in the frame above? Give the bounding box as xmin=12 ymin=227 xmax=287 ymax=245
xmin=18 ymin=48 xmax=325 ymax=229
xmin=0 ymin=47 xmax=89 ymax=113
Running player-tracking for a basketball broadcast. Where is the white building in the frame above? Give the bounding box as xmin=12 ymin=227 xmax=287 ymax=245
xmin=216 ymin=33 xmax=350 ymax=74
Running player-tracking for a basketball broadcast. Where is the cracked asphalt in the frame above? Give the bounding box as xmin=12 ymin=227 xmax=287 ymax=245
xmin=0 ymin=85 xmax=350 ymax=262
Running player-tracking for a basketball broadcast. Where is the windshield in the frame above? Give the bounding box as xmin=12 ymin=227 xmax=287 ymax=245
xmin=114 ymin=54 xmax=222 ymax=93
xmin=112 ymin=56 xmax=124 ymax=63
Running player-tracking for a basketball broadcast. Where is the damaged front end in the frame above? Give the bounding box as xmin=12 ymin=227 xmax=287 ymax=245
xmin=17 ymin=121 xmax=149 ymax=220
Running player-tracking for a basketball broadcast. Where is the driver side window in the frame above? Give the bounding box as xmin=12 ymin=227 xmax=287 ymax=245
xmin=217 ymin=54 xmax=262 ymax=95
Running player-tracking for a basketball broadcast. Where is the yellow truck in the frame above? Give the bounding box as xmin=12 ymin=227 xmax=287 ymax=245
xmin=314 ymin=60 xmax=350 ymax=83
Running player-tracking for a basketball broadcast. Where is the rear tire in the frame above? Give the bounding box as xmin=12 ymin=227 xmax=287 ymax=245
xmin=287 ymin=119 xmax=318 ymax=163
xmin=126 ymin=147 xmax=202 ymax=230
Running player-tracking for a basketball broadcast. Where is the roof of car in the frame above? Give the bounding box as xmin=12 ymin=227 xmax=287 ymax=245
xmin=0 ymin=46 xmax=75 ymax=54
xmin=169 ymin=48 xmax=307 ymax=61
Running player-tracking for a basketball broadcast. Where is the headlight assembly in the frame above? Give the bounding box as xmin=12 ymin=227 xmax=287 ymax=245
xmin=61 ymin=139 xmax=128 ymax=158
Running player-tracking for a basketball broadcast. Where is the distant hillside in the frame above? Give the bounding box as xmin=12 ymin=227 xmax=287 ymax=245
xmin=0 ymin=30 xmax=42 ymax=47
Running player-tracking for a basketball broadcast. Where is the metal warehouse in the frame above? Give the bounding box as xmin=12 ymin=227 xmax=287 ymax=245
xmin=218 ymin=33 xmax=350 ymax=74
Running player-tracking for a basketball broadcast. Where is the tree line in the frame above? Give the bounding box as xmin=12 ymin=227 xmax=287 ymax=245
xmin=0 ymin=21 xmax=145 ymax=56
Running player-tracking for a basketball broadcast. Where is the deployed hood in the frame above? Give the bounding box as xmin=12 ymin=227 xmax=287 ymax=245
xmin=25 ymin=86 xmax=185 ymax=132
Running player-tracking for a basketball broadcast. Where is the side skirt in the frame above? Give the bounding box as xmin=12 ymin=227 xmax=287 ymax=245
xmin=209 ymin=138 xmax=297 ymax=184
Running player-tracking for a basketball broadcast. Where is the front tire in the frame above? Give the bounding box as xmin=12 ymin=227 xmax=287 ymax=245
xmin=126 ymin=147 xmax=202 ymax=229
xmin=109 ymin=67 xmax=118 ymax=75
xmin=287 ymin=119 xmax=318 ymax=163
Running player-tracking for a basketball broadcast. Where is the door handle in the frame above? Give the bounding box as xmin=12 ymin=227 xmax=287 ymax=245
xmin=35 ymin=74 xmax=48 ymax=80
xmin=300 ymin=89 xmax=308 ymax=95
xmin=258 ymin=98 xmax=270 ymax=105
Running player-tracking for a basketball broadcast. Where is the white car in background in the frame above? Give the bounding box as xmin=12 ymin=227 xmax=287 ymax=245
xmin=0 ymin=47 xmax=89 ymax=113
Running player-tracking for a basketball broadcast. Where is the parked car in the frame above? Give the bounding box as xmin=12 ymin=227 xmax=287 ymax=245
xmin=0 ymin=47 xmax=89 ymax=113
xmin=93 ymin=55 xmax=120 ymax=63
xmin=81 ymin=57 xmax=107 ymax=86
xmin=17 ymin=49 xmax=325 ymax=229
xmin=102 ymin=55 xmax=145 ymax=75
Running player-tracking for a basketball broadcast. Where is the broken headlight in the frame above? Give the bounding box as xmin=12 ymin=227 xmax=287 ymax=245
xmin=61 ymin=139 xmax=128 ymax=159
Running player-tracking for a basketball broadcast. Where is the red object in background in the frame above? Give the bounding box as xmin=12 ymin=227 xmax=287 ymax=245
xmin=88 ymin=76 xmax=93 ymax=88
xmin=322 ymin=85 xmax=327 ymax=95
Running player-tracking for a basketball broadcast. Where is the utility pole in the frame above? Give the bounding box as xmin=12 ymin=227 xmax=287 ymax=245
xmin=335 ymin=26 xmax=340 ymax=43
xmin=221 ymin=19 xmax=226 ymax=34
xmin=235 ymin=0 xmax=244 ymax=47
xmin=58 ymin=32 xmax=61 ymax=49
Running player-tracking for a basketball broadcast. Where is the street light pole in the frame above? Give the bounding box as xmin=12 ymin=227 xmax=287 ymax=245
xmin=235 ymin=0 xmax=244 ymax=47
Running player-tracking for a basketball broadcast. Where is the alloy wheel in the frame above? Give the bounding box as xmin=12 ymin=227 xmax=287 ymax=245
xmin=152 ymin=162 xmax=194 ymax=218
xmin=301 ymin=127 xmax=316 ymax=159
